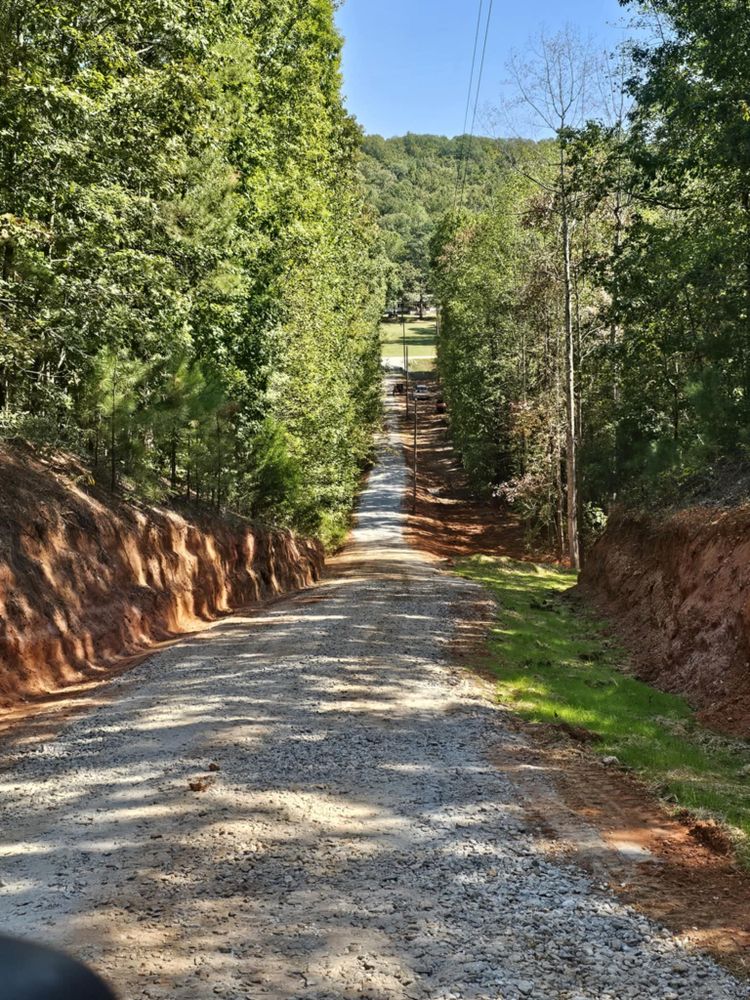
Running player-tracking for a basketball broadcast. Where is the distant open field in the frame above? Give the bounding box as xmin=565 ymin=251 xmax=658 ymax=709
xmin=380 ymin=317 xmax=437 ymax=373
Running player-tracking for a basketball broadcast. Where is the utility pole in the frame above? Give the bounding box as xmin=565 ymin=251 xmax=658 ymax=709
xmin=402 ymin=300 xmax=409 ymax=417
xmin=405 ymin=346 xmax=410 ymax=420
xmin=413 ymin=384 xmax=418 ymax=514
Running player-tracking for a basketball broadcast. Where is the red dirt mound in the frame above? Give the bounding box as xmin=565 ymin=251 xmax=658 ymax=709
xmin=0 ymin=447 xmax=323 ymax=709
xmin=579 ymin=507 xmax=750 ymax=736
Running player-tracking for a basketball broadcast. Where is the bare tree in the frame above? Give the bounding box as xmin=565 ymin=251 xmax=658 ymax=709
xmin=600 ymin=53 xmax=632 ymax=517
xmin=505 ymin=27 xmax=600 ymax=569
xmin=598 ymin=47 xmax=634 ymax=363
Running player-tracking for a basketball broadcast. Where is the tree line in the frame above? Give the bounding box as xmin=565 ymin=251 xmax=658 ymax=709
xmin=431 ymin=0 xmax=750 ymax=565
xmin=360 ymin=133 xmax=536 ymax=313
xmin=0 ymin=0 xmax=385 ymax=547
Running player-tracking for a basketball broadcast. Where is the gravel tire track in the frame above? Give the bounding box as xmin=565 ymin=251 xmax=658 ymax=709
xmin=0 ymin=391 xmax=747 ymax=1000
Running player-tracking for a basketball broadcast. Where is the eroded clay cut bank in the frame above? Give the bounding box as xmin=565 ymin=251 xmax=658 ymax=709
xmin=0 ymin=447 xmax=323 ymax=707
xmin=579 ymin=507 xmax=750 ymax=736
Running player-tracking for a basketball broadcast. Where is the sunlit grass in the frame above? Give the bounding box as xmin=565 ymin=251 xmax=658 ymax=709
xmin=380 ymin=318 xmax=437 ymax=360
xmin=456 ymin=555 xmax=750 ymax=863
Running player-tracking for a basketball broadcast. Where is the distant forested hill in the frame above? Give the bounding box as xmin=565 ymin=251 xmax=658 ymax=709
xmin=360 ymin=133 xmax=536 ymax=306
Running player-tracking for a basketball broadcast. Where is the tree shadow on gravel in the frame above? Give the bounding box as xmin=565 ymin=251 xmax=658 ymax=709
xmin=0 ymin=569 xmax=745 ymax=999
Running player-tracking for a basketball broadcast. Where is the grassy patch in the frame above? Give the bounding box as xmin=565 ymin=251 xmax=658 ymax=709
xmin=380 ymin=318 xmax=437 ymax=362
xmin=456 ymin=555 xmax=750 ymax=862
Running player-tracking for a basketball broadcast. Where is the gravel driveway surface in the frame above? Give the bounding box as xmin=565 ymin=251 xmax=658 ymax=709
xmin=0 ymin=393 xmax=747 ymax=1000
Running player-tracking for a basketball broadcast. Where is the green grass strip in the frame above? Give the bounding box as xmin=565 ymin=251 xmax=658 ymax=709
xmin=380 ymin=319 xmax=437 ymax=360
xmin=455 ymin=555 xmax=750 ymax=865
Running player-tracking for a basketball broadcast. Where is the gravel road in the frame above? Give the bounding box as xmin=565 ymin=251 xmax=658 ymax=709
xmin=0 ymin=394 xmax=747 ymax=1000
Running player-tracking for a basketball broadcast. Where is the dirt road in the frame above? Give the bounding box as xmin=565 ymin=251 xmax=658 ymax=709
xmin=0 ymin=395 xmax=747 ymax=999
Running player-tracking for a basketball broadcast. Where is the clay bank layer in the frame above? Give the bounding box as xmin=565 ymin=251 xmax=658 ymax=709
xmin=0 ymin=448 xmax=323 ymax=707
xmin=579 ymin=507 xmax=750 ymax=737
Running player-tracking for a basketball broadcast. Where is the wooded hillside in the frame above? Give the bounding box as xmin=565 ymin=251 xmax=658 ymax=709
xmin=0 ymin=0 xmax=386 ymax=547
xmin=360 ymin=133 xmax=535 ymax=308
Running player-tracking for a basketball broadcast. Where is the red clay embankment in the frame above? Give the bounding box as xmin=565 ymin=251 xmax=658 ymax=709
xmin=0 ymin=447 xmax=323 ymax=708
xmin=579 ymin=507 xmax=750 ymax=736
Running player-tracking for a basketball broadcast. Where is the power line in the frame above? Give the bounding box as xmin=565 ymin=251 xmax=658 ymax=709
xmin=459 ymin=0 xmax=495 ymax=209
xmin=452 ymin=0 xmax=485 ymax=213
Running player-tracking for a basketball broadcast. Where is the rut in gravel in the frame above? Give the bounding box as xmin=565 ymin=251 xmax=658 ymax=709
xmin=0 ymin=393 xmax=748 ymax=1000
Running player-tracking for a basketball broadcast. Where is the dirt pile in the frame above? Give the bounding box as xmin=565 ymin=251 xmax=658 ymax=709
xmin=0 ymin=446 xmax=323 ymax=708
xmin=579 ymin=507 xmax=750 ymax=736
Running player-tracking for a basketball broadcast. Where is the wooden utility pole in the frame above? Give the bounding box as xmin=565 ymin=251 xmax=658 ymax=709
xmin=405 ymin=346 xmax=410 ymax=419
xmin=402 ymin=303 xmax=409 ymax=417
xmin=413 ymin=392 xmax=418 ymax=514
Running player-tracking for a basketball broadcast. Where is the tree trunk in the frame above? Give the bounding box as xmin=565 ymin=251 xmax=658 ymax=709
xmin=608 ymin=188 xmax=624 ymax=504
xmin=555 ymin=444 xmax=565 ymax=562
xmin=743 ymin=190 xmax=750 ymax=404
xmin=562 ymin=209 xmax=580 ymax=570
xmin=215 ymin=415 xmax=222 ymax=510
xmin=110 ymin=369 xmax=117 ymax=492
xmin=610 ymin=187 xmax=623 ymax=403
xmin=2 ymin=239 xmax=14 ymax=281
xmin=170 ymin=428 xmax=178 ymax=491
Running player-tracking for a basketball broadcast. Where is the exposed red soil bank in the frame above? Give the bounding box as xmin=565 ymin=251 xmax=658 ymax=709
xmin=0 ymin=447 xmax=323 ymax=708
xmin=579 ymin=507 xmax=750 ymax=736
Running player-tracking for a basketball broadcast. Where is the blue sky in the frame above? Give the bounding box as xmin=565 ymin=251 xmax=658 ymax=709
xmin=335 ymin=0 xmax=631 ymax=138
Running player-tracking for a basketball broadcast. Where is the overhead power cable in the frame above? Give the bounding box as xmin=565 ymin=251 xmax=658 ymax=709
xmin=459 ymin=0 xmax=495 ymax=209
xmin=453 ymin=0 xmax=485 ymax=213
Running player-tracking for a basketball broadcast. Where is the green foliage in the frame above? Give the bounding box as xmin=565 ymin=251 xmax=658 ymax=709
xmin=431 ymin=161 xmax=571 ymax=548
xmin=0 ymin=0 xmax=386 ymax=544
xmin=242 ymin=418 xmax=302 ymax=524
xmin=457 ymin=556 xmax=750 ymax=861
xmin=90 ymin=346 xmax=149 ymax=491
xmin=361 ymin=134 xmax=534 ymax=310
xmin=603 ymin=0 xmax=750 ymax=496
